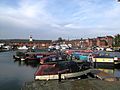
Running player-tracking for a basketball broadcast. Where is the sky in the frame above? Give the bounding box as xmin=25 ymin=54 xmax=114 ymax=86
xmin=0 ymin=0 xmax=120 ymax=40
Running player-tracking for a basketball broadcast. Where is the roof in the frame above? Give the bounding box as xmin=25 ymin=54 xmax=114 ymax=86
xmin=106 ymin=36 xmax=113 ymax=38
xmin=0 ymin=39 xmax=52 ymax=43
xmin=97 ymin=36 xmax=113 ymax=39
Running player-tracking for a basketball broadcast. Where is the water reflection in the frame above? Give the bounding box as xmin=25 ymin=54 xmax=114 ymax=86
xmin=0 ymin=51 xmax=38 ymax=90
xmin=97 ymin=68 xmax=114 ymax=74
xmin=97 ymin=68 xmax=120 ymax=77
xmin=14 ymin=60 xmax=40 ymax=68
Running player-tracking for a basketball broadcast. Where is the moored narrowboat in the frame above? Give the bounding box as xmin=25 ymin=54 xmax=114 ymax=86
xmin=40 ymin=55 xmax=65 ymax=64
xmin=24 ymin=52 xmax=56 ymax=62
xmin=13 ymin=50 xmax=27 ymax=60
xmin=35 ymin=61 xmax=91 ymax=80
xmin=92 ymin=56 xmax=114 ymax=67
xmin=91 ymin=51 xmax=120 ymax=68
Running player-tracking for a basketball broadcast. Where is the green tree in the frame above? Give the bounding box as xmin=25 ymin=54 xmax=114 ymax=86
xmin=58 ymin=37 xmax=63 ymax=42
xmin=114 ymin=34 xmax=120 ymax=47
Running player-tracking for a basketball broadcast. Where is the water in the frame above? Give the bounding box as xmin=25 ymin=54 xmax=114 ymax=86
xmin=97 ymin=68 xmax=120 ymax=77
xmin=1 ymin=51 xmax=120 ymax=90
xmin=0 ymin=51 xmax=38 ymax=90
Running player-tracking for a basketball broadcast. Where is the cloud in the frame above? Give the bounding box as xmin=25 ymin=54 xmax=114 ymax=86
xmin=0 ymin=0 xmax=120 ymax=39
xmin=0 ymin=0 xmax=56 ymax=28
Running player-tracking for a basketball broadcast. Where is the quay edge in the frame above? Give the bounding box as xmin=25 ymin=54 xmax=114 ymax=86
xmin=22 ymin=79 xmax=120 ymax=90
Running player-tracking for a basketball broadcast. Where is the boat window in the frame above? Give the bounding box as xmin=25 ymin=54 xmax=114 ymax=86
xmin=58 ymin=57 xmax=62 ymax=60
xmin=36 ymin=55 xmax=43 ymax=58
xmin=51 ymin=57 xmax=56 ymax=61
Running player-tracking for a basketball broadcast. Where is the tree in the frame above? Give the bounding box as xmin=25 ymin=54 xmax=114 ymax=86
xmin=58 ymin=37 xmax=63 ymax=42
xmin=114 ymin=34 xmax=120 ymax=47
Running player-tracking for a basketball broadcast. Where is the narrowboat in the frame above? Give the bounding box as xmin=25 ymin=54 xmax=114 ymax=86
xmin=35 ymin=61 xmax=91 ymax=80
xmin=92 ymin=55 xmax=116 ymax=68
xmin=40 ymin=55 xmax=65 ymax=64
xmin=72 ymin=52 xmax=90 ymax=61
xmin=109 ymin=52 xmax=120 ymax=66
xmin=24 ymin=52 xmax=56 ymax=62
xmin=13 ymin=50 xmax=27 ymax=60
xmin=13 ymin=50 xmax=56 ymax=62
xmin=65 ymin=49 xmax=93 ymax=55
xmin=92 ymin=51 xmax=120 ymax=67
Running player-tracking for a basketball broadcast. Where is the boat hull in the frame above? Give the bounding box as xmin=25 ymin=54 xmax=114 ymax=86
xmin=92 ymin=57 xmax=114 ymax=68
xmin=35 ymin=69 xmax=91 ymax=80
xmin=25 ymin=58 xmax=40 ymax=63
xmin=93 ymin=62 xmax=114 ymax=68
xmin=13 ymin=55 xmax=21 ymax=60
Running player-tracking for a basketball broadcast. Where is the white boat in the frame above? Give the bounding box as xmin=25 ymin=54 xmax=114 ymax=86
xmin=18 ymin=46 xmax=28 ymax=50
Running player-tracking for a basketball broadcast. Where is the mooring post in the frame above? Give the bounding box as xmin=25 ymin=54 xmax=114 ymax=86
xmin=58 ymin=69 xmax=69 ymax=82
xmin=58 ymin=72 xmax=61 ymax=82
xmin=94 ymin=59 xmax=96 ymax=68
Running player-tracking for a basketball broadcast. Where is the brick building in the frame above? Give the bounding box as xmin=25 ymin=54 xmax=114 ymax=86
xmin=0 ymin=39 xmax=52 ymax=49
xmin=0 ymin=35 xmax=113 ymax=49
xmin=63 ymin=36 xmax=113 ymax=48
xmin=96 ymin=36 xmax=113 ymax=47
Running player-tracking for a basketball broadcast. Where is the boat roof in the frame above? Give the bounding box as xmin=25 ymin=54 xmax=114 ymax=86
xmin=95 ymin=56 xmax=113 ymax=58
xmin=35 ymin=61 xmax=79 ymax=76
xmin=25 ymin=52 xmax=55 ymax=55
xmin=93 ymin=51 xmax=120 ymax=58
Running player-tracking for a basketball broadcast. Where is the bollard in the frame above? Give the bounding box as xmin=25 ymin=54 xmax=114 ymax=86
xmin=94 ymin=59 xmax=96 ymax=68
xmin=58 ymin=73 xmax=61 ymax=82
xmin=58 ymin=69 xmax=69 ymax=82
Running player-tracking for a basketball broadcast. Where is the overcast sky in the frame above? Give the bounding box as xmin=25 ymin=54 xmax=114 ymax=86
xmin=0 ymin=0 xmax=120 ymax=40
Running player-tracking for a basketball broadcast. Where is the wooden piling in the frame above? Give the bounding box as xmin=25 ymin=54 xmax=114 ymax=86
xmin=58 ymin=69 xmax=69 ymax=82
xmin=58 ymin=73 xmax=61 ymax=82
